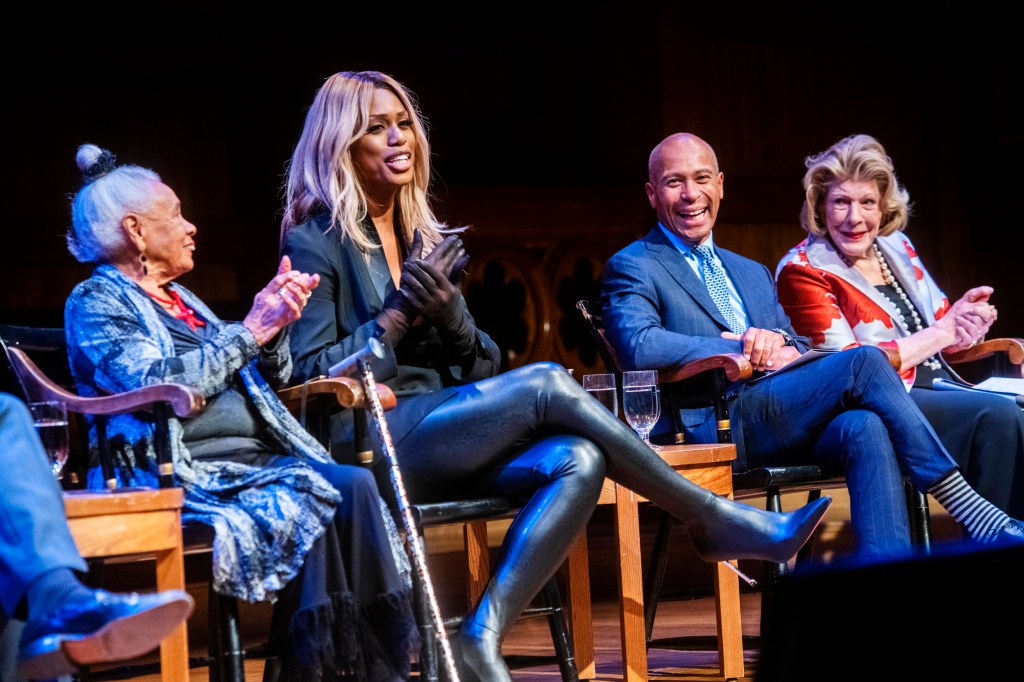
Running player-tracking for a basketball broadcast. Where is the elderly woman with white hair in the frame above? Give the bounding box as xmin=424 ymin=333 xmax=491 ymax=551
xmin=63 ymin=144 xmax=418 ymax=682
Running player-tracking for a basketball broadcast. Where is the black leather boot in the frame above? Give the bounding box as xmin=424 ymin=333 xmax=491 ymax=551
xmin=514 ymin=364 xmax=833 ymax=565
xmin=447 ymin=437 xmax=605 ymax=682
xmin=449 ymin=617 xmax=510 ymax=682
xmin=687 ymin=494 xmax=833 ymax=563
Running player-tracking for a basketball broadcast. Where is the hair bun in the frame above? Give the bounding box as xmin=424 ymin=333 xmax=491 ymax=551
xmin=76 ymin=144 xmax=117 ymax=184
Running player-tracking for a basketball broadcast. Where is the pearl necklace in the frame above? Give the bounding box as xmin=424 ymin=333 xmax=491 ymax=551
xmin=837 ymin=242 xmax=941 ymax=371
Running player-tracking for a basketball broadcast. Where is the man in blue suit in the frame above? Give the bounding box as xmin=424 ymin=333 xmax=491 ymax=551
xmin=0 ymin=393 xmax=194 ymax=681
xmin=600 ymin=132 xmax=1024 ymax=559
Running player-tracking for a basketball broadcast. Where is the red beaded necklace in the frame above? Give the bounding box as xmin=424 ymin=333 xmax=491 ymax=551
xmin=147 ymin=287 xmax=206 ymax=332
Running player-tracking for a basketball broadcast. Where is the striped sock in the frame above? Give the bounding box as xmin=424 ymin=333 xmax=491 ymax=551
xmin=928 ymin=471 xmax=1010 ymax=543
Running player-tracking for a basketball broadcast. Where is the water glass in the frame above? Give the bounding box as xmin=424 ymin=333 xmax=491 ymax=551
xmin=583 ymin=373 xmax=618 ymax=417
xmin=29 ymin=400 xmax=69 ymax=479
xmin=622 ymin=370 xmax=661 ymax=449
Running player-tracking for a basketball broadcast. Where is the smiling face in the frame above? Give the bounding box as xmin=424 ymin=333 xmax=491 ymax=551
xmin=129 ymin=181 xmax=197 ymax=283
xmin=646 ymin=134 xmax=724 ymax=249
xmin=823 ymin=179 xmax=882 ymax=262
xmin=351 ymin=86 xmax=416 ymax=204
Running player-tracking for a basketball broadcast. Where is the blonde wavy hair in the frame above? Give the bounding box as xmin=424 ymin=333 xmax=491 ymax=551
xmin=800 ymin=133 xmax=911 ymax=238
xmin=280 ymin=71 xmax=454 ymax=251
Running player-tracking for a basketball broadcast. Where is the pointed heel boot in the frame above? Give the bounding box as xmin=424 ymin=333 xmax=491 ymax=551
xmin=449 ymin=619 xmax=512 ymax=682
xmin=688 ymin=495 xmax=832 ymax=564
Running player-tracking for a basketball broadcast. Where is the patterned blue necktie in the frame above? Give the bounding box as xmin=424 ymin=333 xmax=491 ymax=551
xmin=694 ymin=244 xmax=745 ymax=335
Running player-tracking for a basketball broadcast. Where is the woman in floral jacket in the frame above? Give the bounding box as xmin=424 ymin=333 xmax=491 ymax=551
xmin=777 ymin=133 xmax=1024 ymax=518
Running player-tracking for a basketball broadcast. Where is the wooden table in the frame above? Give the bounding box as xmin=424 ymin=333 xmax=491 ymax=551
xmin=62 ymin=488 xmax=189 ymax=682
xmin=566 ymin=443 xmax=744 ymax=681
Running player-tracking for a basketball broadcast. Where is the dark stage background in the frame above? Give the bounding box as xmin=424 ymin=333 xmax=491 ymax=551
xmin=4 ymin=2 xmax=1020 ymax=376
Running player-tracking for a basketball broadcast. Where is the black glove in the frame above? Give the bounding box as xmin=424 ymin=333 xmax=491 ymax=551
xmin=374 ymin=229 xmax=425 ymax=346
xmin=401 ymin=260 xmax=463 ymax=331
xmin=402 ymin=259 xmax=479 ymax=357
xmin=423 ymin=235 xmax=467 ymax=282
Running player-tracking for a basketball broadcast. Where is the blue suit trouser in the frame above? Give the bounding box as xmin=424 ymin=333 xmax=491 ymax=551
xmin=736 ymin=347 xmax=957 ymax=557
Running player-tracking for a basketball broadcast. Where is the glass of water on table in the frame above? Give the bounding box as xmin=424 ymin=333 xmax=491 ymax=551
xmin=622 ymin=370 xmax=661 ymax=450
xmin=28 ymin=400 xmax=69 ymax=479
xmin=582 ymin=373 xmax=618 ymax=418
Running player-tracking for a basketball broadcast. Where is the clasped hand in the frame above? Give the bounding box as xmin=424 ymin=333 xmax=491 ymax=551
xmin=243 ymin=255 xmax=320 ymax=346
xmin=375 ymin=229 xmax=470 ymax=344
xmin=721 ymin=327 xmax=801 ymax=372
xmin=941 ymin=286 xmax=997 ymax=353
xmin=398 ymin=234 xmax=469 ymax=329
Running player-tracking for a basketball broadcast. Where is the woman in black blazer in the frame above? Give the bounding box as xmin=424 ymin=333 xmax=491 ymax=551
xmin=280 ymin=70 xmax=830 ymax=681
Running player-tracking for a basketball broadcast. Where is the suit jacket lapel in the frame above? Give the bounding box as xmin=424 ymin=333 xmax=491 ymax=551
xmin=643 ymin=228 xmax=734 ymax=330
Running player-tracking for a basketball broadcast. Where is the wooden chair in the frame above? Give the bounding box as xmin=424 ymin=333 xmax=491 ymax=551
xmin=0 ymin=324 xmax=384 ymax=682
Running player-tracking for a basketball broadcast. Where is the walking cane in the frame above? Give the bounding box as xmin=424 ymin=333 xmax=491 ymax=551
xmin=330 ymin=339 xmax=461 ymax=682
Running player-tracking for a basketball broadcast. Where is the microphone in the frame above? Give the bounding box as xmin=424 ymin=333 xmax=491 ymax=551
xmin=328 ymin=337 xmax=385 ymax=377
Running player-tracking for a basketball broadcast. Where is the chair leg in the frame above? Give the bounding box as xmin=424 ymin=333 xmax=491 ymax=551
xmin=210 ymin=588 xmax=245 ymax=682
xmin=642 ymin=510 xmax=674 ymax=644
xmin=759 ymin=487 xmax=784 ymax=639
xmin=794 ymin=489 xmax=822 ymax=567
xmin=906 ymin=482 xmax=932 ymax=553
xmin=541 ymin=578 xmax=580 ymax=682
xmin=261 ymin=656 xmax=281 ymax=682
xmin=413 ymin=567 xmax=440 ymax=682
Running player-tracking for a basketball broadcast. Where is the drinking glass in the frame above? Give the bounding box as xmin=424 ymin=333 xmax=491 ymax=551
xmin=29 ymin=400 xmax=69 ymax=479
xmin=583 ymin=373 xmax=618 ymax=418
xmin=622 ymin=370 xmax=661 ymax=449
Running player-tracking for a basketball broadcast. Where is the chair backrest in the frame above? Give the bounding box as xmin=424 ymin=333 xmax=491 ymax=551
xmin=0 ymin=324 xmax=73 ymax=398
xmin=575 ymin=300 xmax=626 ymax=375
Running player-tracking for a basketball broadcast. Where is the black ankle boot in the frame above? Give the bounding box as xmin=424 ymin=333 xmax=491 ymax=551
xmin=449 ymin=618 xmax=512 ymax=682
xmin=688 ymin=495 xmax=832 ymax=563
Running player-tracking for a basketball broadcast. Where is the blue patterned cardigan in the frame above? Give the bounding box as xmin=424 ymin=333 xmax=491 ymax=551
xmin=64 ymin=265 xmax=386 ymax=602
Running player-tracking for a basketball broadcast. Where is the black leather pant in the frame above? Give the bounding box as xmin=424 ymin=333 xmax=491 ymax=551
xmin=387 ymin=362 xmax=725 ymax=637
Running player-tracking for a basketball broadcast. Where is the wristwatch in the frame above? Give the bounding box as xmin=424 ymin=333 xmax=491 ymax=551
xmin=772 ymin=328 xmax=797 ymax=347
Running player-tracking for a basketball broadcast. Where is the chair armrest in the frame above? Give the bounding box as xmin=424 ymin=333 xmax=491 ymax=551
xmin=943 ymin=337 xmax=1024 ymax=367
xmin=275 ymin=376 xmax=397 ymax=412
xmin=7 ymin=347 xmax=204 ymax=418
xmin=658 ymin=353 xmax=752 ymax=384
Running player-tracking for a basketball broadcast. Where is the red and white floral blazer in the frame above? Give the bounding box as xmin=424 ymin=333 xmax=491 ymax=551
xmin=775 ymin=232 xmax=951 ymax=390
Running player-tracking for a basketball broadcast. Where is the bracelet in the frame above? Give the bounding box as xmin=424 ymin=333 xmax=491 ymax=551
xmin=772 ymin=328 xmax=797 ymax=347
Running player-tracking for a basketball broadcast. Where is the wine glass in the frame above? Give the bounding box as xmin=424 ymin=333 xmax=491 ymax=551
xmin=583 ymin=373 xmax=618 ymax=417
xmin=622 ymin=370 xmax=661 ymax=449
xmin=29 ymin=400 xmax=69 ymax=479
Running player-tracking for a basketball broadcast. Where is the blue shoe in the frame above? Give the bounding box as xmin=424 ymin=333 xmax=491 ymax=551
xmin=988 ymin=519 xmax=1024 ymax=547
xmin=17 ymin=589 xmax=194 ymax=681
